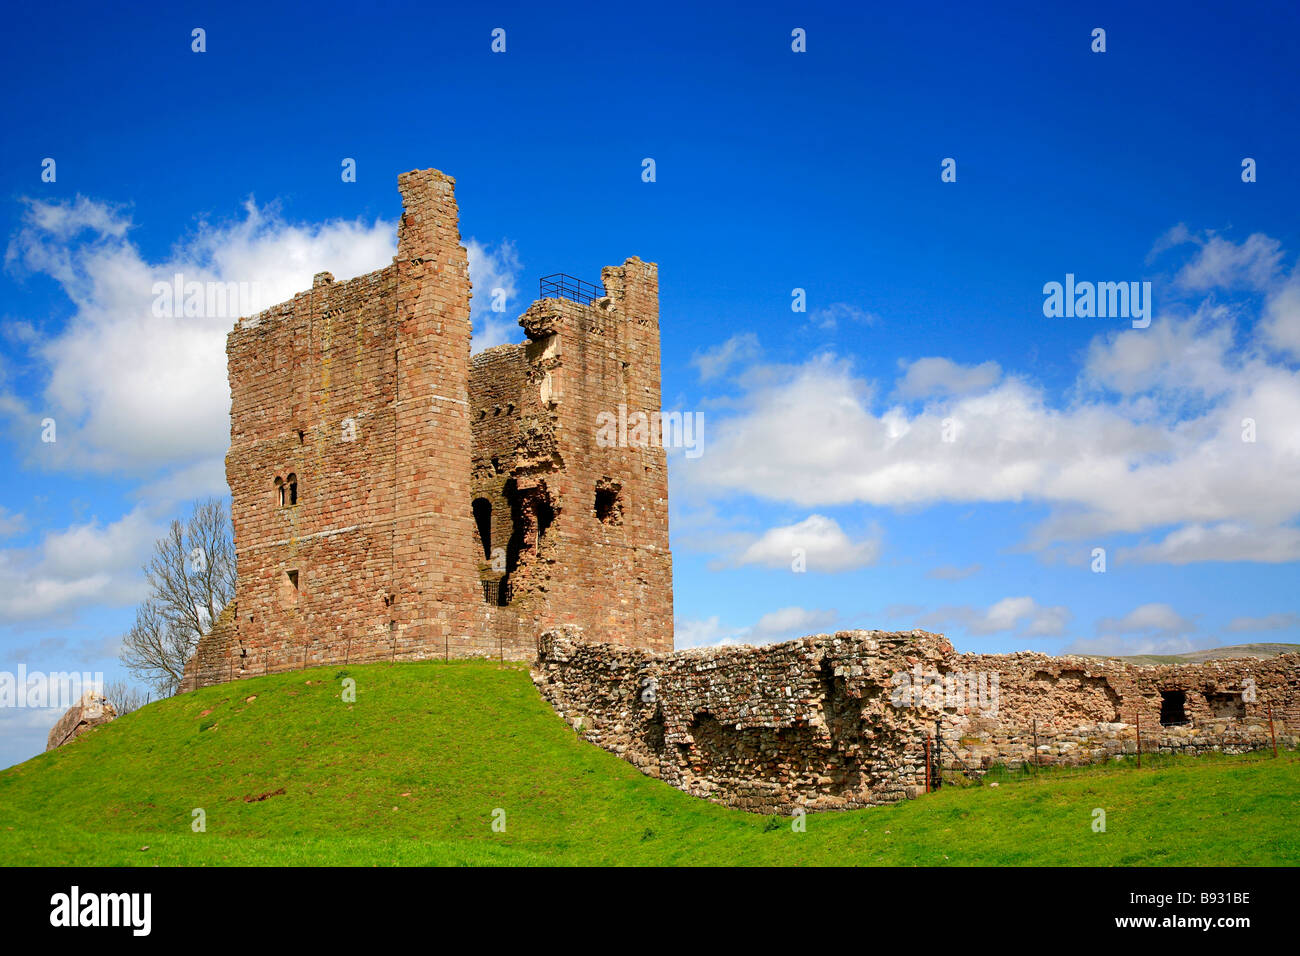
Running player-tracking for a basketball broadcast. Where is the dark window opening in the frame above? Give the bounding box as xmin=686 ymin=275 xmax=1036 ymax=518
xmin=297 ymin=430 xmax=305 ymax=445
xmin=287 ymin=473 xmax=298 ymax=506
xmin=595 ymin=481 xmax=622 ymax=526
xmin=472 ymin=498 xmax=493 ymax=560
xmin=1159 ymin=690 xmax=1188 ymax=726
xmin=286 ymin=569 xmax=299 ymax=590
xmin=535 ymin=497 xmax=554 ymax=538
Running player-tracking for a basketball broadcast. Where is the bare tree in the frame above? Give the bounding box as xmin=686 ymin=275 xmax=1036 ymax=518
xmin=102 ymin=679 xmax=149 ymax=715
xmin=120 ymin=498 xmax=236 ymax=696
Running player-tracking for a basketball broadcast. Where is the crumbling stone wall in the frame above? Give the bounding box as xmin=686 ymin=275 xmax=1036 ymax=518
xmin=182 ymin=168 xmax=672 ymax=691
xmin=944 ymin=651 xmax=1300 ymax=770
xmin=470 ymin=265 xmax=673 ymax=651
xmin=534 ymin=628 xmax=952 ymax=812
xmin=535 ymin=630 xmax=1300 ymax=813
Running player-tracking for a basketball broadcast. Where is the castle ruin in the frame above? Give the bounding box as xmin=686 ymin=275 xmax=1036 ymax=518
xmin=182 ymin=168 xmax=672 ymax=689
xmin=181 ymin=166 xmax=1297 ymax=816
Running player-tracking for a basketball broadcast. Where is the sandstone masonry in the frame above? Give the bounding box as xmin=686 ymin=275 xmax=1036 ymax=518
xmin=534 ymin=629 xmax=1299 ymax=813
xmin=182 ymin=169 xmax=672 ymax=691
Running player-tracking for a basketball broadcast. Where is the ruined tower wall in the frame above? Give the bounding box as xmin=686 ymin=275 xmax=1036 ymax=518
xmin=526 ymin=261 xmax=672 ymax=650
xmin=462 ymin=262 xmax=673 ymax=652
xmin=389 ymin=169 xmax=493 ymax=660
xmin=221 ymin=263 xmax=402 ymax=677
xmin=182 ymin=167 xmax=673 ymax=692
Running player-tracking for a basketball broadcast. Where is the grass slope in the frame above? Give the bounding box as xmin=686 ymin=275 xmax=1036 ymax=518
xmin=1 ymin=660 xmax=1296 ymax=866
xmin=1093 ymin=643 xmax=1300 ymax=664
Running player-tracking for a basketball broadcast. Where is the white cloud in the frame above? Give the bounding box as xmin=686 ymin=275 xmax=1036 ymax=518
xmin=918 ymin=596 xmax=1070 ymax=638
xmin=747 ymin=606 xmax=838 ymax=642
xmin=2 ymin=193 xmax=526 ymax=466
xmin=1097 ymin=602 xmax=1193 ymax=635
xmin=0 ymin=507 xmax=158 ymax=624
xmin=1174 ymin=232 xmax=1283 ymax=291
xmin=1262 ymin=275 xmax=1300 ymax=358
xmin=674 ymin=615 xmax=739 ymax=648
xmin=1116 ymin=523 xmax=1300 ymax=565
xmin=0 ymin=507 xmax=24 ymax=538
xmin=674 ymin=605 xmax=837 ymax=648
xmin=1147 ymin=223 xmax=1194 ymax=261
xmin=1227 ymin=612 xmax=1299 ymax=632
xmin=808 ymin=302 xmax=878 ymax=330
xmin=1064 ymin=633 xmax=1202 ymax=657
xmin=926 ymin=563 xmax=981 ymax=581
xmin=691 ymin=333 xmax=760 ymax=381
xmin=1082 ymin=304 xmax=1237 ymax=397
xmin=466 ymin=238 xmax=524 ymax=353
xmin=895 ymin=357 xmax=1001 ymax=400
xmin=733 ymin=514 xmax=879 ymax=572
xmin=4 ymin=195 xmax=397 ymax=475
xmin=682 ymin=302 xmax=1300 ymax=564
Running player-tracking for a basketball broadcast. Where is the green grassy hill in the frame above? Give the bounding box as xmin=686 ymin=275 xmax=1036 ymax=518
xmin=2 ymin=660 xmax=1296 ymax=866
xmin=1091 ymin=643 xmax=1300 ymax=664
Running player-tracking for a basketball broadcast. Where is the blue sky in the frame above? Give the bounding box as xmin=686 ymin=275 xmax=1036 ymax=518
xmin=2 ymin=0 xmax=1299 ymax=766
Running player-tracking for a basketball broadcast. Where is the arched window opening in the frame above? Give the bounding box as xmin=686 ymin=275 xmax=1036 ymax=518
xmin=275 ymin=476 xmax=285 ymax=507
xmin=472 ymin=498 xmax=493 ymax=560
xmin=287 ymin=473 xmax=298 ymax=506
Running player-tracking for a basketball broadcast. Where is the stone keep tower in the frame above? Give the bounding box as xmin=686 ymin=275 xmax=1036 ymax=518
xmin=181 ymin=168 xmax=672 ymax=690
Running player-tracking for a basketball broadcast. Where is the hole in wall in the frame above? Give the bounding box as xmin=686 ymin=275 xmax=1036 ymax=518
xmin=1159 ymin=689 xmax=1188 ymax=726
xmin=595 ymin=478 xmax=623 ymax=526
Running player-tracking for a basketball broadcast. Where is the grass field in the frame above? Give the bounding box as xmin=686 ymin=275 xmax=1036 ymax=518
xmin=2 ymin=659 xmax=1296 ymax=866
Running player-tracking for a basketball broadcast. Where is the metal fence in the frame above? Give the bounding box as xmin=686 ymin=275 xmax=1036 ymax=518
xmin=481 ymin=578 xmax=511 ymax=607
xmin=539 ymin=273 xmax=605 ymax=305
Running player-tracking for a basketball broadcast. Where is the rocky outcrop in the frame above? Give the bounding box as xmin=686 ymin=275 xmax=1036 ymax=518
xmin=46 ymin=690 xmax=118 ymax=751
